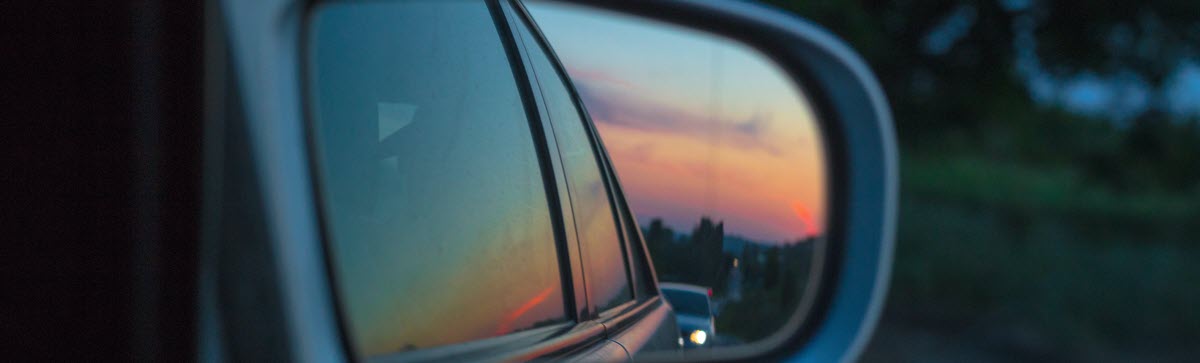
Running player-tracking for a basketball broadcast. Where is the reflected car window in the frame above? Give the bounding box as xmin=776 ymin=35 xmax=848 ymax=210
xmin=511 ymin=13 xmax=633 ymax=311
xmin=308 ymin=1 xmax=566 ymax=357
xmin=662 ymin=289 xmax=711 ymax=317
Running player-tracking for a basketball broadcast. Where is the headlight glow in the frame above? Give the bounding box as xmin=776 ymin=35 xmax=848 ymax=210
xmin=688 ymin=329 xmax=707 ymax=345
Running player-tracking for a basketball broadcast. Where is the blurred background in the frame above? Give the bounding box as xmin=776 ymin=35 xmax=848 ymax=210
xmin=753 ymin=0 xmax=1200 ymax=361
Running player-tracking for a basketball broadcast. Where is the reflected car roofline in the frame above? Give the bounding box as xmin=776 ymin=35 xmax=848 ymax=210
xmin=658 ymin=282 xmax=710 ymax=295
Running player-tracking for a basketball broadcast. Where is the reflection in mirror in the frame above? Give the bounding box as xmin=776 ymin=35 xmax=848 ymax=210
xmin=529 ymin=0 xmax=829 ymax=352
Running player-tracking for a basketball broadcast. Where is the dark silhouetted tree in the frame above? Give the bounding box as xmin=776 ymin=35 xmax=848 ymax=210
xmin=763 ymin=247 xmax=780 ymax=289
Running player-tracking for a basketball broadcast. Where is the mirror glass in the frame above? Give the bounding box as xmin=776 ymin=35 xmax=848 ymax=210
xmin=528 ymin=1 xmax=830 ymax=352
xmin=306 ymin=0 xmax=831 ymax=359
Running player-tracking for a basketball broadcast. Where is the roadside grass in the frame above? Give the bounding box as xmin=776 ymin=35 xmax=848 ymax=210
xmin=890 ymin=155 xmax=1200 ymax=356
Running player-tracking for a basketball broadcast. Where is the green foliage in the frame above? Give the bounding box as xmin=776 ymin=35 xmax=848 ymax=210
xmin=757 ymin=0 xmax=1200 ymax=358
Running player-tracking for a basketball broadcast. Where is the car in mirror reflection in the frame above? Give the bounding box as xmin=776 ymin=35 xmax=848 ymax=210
xmin=659 ymin=283 xmax=717 ymax=348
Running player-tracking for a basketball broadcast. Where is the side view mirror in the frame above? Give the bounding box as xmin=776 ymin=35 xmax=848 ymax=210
xmin=218 ymin=0 xmax=898 ymax=361
xmin=218 ymin=0 xmax=896 ymax=361
xmin=4 ymin=0 xmax=895 ymax=362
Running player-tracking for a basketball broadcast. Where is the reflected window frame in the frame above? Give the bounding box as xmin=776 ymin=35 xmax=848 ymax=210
xmin=502 ymin=0 xmax=645 ymax=319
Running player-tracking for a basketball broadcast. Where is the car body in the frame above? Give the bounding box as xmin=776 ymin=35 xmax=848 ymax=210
xmin=659 ymin=283 xmax=717 ymax=348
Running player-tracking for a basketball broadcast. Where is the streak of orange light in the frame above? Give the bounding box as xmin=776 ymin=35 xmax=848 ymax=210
xmin=791 ymin=201 xmax=815 ymax=237
xmin=494 ymin=286 xmax=556 ymax=335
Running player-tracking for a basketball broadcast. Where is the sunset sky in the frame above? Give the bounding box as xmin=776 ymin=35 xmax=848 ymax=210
xmin=529 ymin=2 xmax=829 ymax=243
